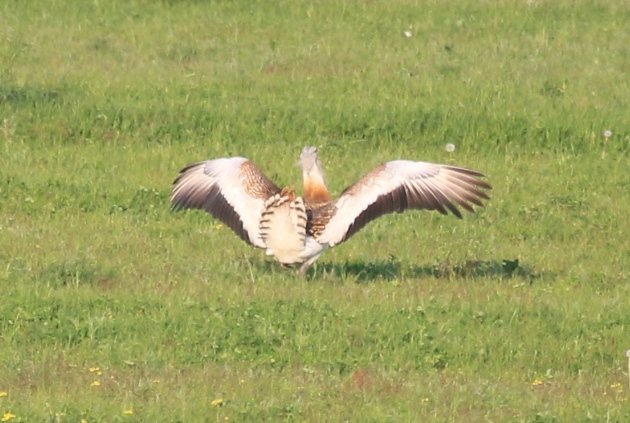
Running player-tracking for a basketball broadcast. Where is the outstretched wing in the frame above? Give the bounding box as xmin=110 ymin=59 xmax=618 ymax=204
xmin=316 ymin=160 xmax=491 ymax=246
xmin=171 ymin=157 xmax=281 ymax=248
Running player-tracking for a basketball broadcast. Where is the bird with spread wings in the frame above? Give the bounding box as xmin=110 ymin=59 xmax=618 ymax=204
xmin=171 ymin=146 xmax=491 ymax=275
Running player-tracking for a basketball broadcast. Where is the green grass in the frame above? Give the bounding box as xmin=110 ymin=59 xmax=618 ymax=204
xmin=1 ymin=0 xmax=629 ymax=421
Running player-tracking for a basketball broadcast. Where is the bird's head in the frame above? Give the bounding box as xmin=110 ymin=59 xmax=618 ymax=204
xmin=299 ymin=146 xmax=320 ymax=173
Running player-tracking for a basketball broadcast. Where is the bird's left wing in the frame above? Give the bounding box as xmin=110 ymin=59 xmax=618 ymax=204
xmin=171 ymin=157 xmax=281 ymax=248
xmin=315 ymin=160 xmax=491 ymax=246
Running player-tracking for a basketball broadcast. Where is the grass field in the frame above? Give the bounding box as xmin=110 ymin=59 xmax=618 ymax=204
xmin=1 ymin=0 xmax=629 ymax=421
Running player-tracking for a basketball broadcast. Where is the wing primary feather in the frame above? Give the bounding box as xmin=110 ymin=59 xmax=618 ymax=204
xmin=424 ymin=180 xmax=474 ymax=215
xmin=408 ymin=180 xmax=450 ymax=216
xmin=445 ymin=170 xmax=492 ymax=191
xmin=416 ymin=178 xmax=463 ymax=218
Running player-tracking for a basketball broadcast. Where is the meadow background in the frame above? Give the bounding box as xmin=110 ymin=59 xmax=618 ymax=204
xmin=1 ymin=0 xmax=628 ymax=421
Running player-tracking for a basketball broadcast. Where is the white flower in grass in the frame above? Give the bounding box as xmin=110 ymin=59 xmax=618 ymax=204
xmin=403 ymin=30 xmax=412 ymax=38
xmin=445 ymin=143 xmax=456 ymax=153
xmin=603 ymin=130 xmax=612 ymax=139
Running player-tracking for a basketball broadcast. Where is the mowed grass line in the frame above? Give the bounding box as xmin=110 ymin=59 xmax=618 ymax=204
xmin=1 ymin=0 xmax=629 ymax=421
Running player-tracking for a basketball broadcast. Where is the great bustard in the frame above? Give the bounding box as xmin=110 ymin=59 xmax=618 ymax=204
xmin=171 ymin=146 xmax=491 ymax=275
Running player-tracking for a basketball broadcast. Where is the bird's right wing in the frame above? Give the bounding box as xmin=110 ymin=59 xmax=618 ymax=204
xmin=171 ymin=157 xmax=281 ymax=248
xmin=316 ymin=160 xmax=491 ymax=246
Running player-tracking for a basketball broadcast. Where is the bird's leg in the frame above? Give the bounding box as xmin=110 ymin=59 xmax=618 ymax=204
xmin=297 ymin=263 xmax=311 ymax=277
xmin=297 ymin=254 xmax=322 ymax=277
xmin=297 ymin=262 xmax=310 ymax=277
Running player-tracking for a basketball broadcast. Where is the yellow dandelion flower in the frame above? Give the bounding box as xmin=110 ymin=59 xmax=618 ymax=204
xmin=89 ymin=367 xmax=100 ymax=373
xmin=610 ymin=382 xmax=623 ymax=392
xmin=81 ymin=419 xmax=88 ymax=423
xmin=90 ymin=380 xmax=101 ymax=387
xmin=532 ymin=379 xmax=544 ymax=386
xmin=123 ymin=409 xmax=134 ymax=415
xmin=211 ymin=398 xmax=224 ymax=407
xmin=1 ymin=412 xmax=16 ymax=422
xmin=0 ymin=392 xmax=7 ymax=398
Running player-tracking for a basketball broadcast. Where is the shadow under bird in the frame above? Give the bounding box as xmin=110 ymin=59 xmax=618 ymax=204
xmin=171 ymin=146 xmax=491 ymax=275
